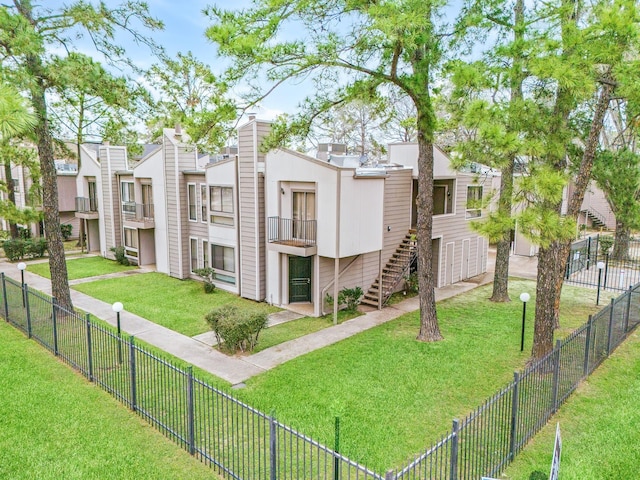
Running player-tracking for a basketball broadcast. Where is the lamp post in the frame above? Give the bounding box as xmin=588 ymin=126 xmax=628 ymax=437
xmin=596 ymin=261 xmax=605 ymax=306
xmin=519 ymin=292 xmax=530 ymax=352
xmin=17 ymin=262 xmax=26 ymax=307
xmin=112 ymin=301 xmax=124 ymax=364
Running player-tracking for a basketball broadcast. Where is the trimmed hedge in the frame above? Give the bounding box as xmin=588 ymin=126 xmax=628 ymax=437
xmin=1 ymin=237 xmax=48 ymax=261
xmin=204 ymin=305 xmax=268 ymax=353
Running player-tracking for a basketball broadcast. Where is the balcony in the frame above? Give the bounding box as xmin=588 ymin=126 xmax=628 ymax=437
xmin=75 ymin=197 xmax=99 ymax=220
xmin=268 ymin=217 xmax=317 ymax=256
xmin=122 ymin=203 xmax=155 ymax=229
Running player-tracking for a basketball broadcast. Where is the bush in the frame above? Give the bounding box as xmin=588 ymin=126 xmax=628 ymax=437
xmin=17 ymin=227 xmax=31 ymax=239
xmin=337 ymin=286 xmax=363 ymax=312
xmin=25 ymin=237 xmax=47 ymax=258
xmin=60 ymin=224 xmax=73 ymax=241
xmin=110 ymin=246 xmax=130 ymax=266
xmin=193 ymin=267 xmax=216 ymax=293
xmin=404 ymin=272 xmax=419 ymax=293
xmin=204 ymin=305 xmax=268 ymax=353
xmin=2 ymin=239 xmax=25 ymax=261
xmin=599 ymin=235 xmax=614 ymax=255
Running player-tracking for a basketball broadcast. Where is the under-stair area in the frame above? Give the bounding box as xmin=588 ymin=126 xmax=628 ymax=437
xmin=361 ymin=230 xmax=417 ymax=309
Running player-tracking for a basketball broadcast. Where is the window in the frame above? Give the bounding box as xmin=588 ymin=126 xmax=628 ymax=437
xmin=209 ymin=186 xmax=234 ymax=225
xmin=123 ymin=228 xmax=138 ymax=258
xmin=188 ymin=184 xmax=197 ymax=221
xmin=433 ymin=179 xmax=454 ymax=215
xmin=121 ymin=182 xmax=135 ymax=213
xmin=466 ymin=186 xmax=483 ymax=219
xmin=200 ymin=185 xmax=207 ymax=223
xmin=88 ymin=181 xmax=98 ymax=211
xmin=293 ymin=191 xmax=315 ymax=240
xmin=190 ymin=238 xmax=198 ymax=273
xmin=211 ymin=244 xmax=235 ymax=284
xmin=12 ymin=179 xmax=20 ymax=193
xmin=202 ymin=240 xmax=209 ymax=268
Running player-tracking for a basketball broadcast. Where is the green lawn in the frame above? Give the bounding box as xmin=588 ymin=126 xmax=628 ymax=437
xmin=28 ymin=256 xmax=138 ymax=280
xmin=503 ymin=329 xmax=640 ymax=480
xmin=72 ymin=272 xmax=280 ymax=337
xmin=0 ymin=322 xmax=219 ymax=480
xmin=233 ymin=280 xmax=603 ymax=472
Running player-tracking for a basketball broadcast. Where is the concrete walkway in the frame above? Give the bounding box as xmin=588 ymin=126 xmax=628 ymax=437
xmin=1 ymin=249 xmax=537 ymax=385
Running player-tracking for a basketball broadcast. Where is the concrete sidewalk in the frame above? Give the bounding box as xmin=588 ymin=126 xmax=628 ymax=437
xmin=1 ymin=249 xmax=536 ymax=385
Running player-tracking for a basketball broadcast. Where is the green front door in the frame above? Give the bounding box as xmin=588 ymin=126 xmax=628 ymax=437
xmin=289 ymin=256 xmax=312 ymax=303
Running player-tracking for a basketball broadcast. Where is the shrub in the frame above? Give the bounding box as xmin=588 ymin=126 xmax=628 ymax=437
xmin=193 ymin=267 xmax=216 ymax=293
xmin=25 ymin=237 xmax=47 ymax=258
xmin=60 ymin=224 xmax=73 ymax=241
xmin=404 ymin=272 xmax=419 ymax=293
xmin=337 ymin=286 xmax=363 ymax=312
xmin=599 ymin=235 xmax=614 ymax=255
xmin=17 ymin=227 xmax=31 ymax=240
xmin=204 ymin=305 xmax=268 ymax=353
xmin=2 ymin=239 xmax=25 ymax=261
xmin=110 ymin=246 xmax=130 ymax=266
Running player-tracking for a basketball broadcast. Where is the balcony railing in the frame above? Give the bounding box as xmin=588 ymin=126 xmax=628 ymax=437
xmin=268 ymin=216 xmax=317 ymax=247
xmin=75 ymin=196 xmax=98 ymax=213
xmin=123 ymin=203 xmax=154 ymax=221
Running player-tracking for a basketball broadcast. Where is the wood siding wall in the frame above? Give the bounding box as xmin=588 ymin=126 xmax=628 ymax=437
xmin=237 ymin=121 xmax=269 ymax=301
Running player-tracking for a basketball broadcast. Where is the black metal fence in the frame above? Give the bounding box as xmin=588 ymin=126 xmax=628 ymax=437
xmin=565 ymin=234 xmax=640 ymax=291
xmin=2 ymin=273 xmax=639 ymax=480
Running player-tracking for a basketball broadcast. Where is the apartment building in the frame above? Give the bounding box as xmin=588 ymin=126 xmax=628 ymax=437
xmin=73 ymin=119 xmax=492 ymax=316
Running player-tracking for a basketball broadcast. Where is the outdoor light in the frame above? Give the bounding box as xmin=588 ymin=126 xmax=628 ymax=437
xmin=112 ymin=302 xmax=124 ymax=364
xmin=17 ymin=262 xmax=26 ymax=307
xmin=596 ymin=261 xmax=605 ymax=305
xmin=519 ymin=292 xmax=531 ymax=352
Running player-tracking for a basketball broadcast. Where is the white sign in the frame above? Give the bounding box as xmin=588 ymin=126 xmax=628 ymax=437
xmin=549 ymin=423 xmax=562 ymax=480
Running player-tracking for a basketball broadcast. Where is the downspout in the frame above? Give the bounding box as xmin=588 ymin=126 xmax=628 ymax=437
xmin=253 ymin=122 xmax=261 ymax=300
xmin=174 ymin=141 xmax=183 ymax=277
xmin=235 ymin=154 xmax=241 ymax=295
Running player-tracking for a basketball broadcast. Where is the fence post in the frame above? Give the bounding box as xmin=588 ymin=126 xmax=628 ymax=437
xmin=385 ymin=470 xmax=396 ymax=480
xmin=1 ymin=273 xmax=8 ymax=321
xmin=551 ymin=340 xmax=562 ymax=413
xmin=583 ymin=315 xmax=592 ymax=378
xmin=606 ymin=298 xmax=615 ymax=355
xmin=24 ymin=283 xmax=31 ymax=338
xmin=129 ymin=336 xmax=137 ymax=411
xmin=586 ymin=236 xmax=591 ymax=270
xmin=450 ymin=419 xmax=459 ymax=480
xmin=603 ymin=254 xmax=609 ymax=290
xmin=86 ymin=313 xmax=93 ymax=381
xmin=52 ymin=298 xmax=58 ymax=356
xmin=269 ymin=414 xmax=277 ymax=480
xmin=509 ymin=372 xmax=520 ymax=459
xmin=334 ymin=416 xmax=340 ymax=480
xmin=624 ymin=285 xmax=632 ymax=333
xmin=187 ymin=366 xmax=195 ymax=455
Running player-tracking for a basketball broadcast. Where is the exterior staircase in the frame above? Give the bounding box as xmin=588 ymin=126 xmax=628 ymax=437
xmin=581 ymin=208 xmax=607 ymax=229
xmin=361 ymin=230 xmax=417 ymax=308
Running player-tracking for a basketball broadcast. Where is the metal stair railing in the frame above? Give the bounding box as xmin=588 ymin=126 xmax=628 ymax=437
xmin=381 ymin=241 xmax=417 ymax=306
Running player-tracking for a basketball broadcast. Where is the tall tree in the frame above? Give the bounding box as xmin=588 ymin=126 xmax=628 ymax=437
xmin=0 ymin=82 xmax=40 ymax=237
xmin=448 ymin=0 xmax=529 ymax=302
xmin=0 ymin=1 xmax=162 ymax=309
xmin=528 ymin=0 xmax=640 ymax=359
xmin=144 ymin=51 xmax=236 ymax=153
xmin=206 ymin=1 xmax=481 ymax=341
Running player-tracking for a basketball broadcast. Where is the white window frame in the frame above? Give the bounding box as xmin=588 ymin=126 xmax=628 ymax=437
xmin=187 ymin=183 xmax=197 ymax=222
xmin=200 ymin=184 xmax=208 ymax=224
xmin=210 ymin=243 xmax=235 ymax=284
xmin=466 ymin=185 xmax=483 ymax=219
xmin=123 ymin=227 xmax=138 ymax=259
xmin=121 ymin=181 xmax=135 ymax=214
xmin=189 ymin=237 xmax=198 ymax=274
xmin=202 ymin=240 xmax=209 ymax=268
xmin=209 ymin=185 xmax=234 ymax=226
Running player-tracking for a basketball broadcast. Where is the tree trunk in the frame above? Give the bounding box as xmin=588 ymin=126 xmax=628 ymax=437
xmin=27 ymin=54 xmax=73 ymax=310
xmin=415 ymin=107 xmax=443 ymax=342
xmin=4 ymin=162 xmax=19 ymax=239
xmin=612 ymin=220 xmax=630 ymax=261
xmin=531 ymin=77 xmax=614 ymax=360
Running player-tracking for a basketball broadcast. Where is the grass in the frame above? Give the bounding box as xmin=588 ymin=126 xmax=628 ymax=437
xmin=0 ymin=321 xmax=220 ymax=480
xmin=232 ymin=280 xmax=603 ymax=472
xmin=72 ymin=272 xmax=280 ymax=337
xmin=252 ymin=309 xmax=362 ymax=353
xmin=27 ymin=256 xmax=138 ymax=280
xmin=503 ymin=329 xmax=640 ymax=480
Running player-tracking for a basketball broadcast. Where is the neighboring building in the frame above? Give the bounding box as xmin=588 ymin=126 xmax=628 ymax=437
xmin=75 ymin=120 xmax=491 ymax=316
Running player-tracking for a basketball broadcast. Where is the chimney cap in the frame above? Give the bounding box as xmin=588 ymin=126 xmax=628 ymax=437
xmin=175 ymin=124 xmax=182 ymax=136
xmin=248 ymin=113 xmax=256 ymax=121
